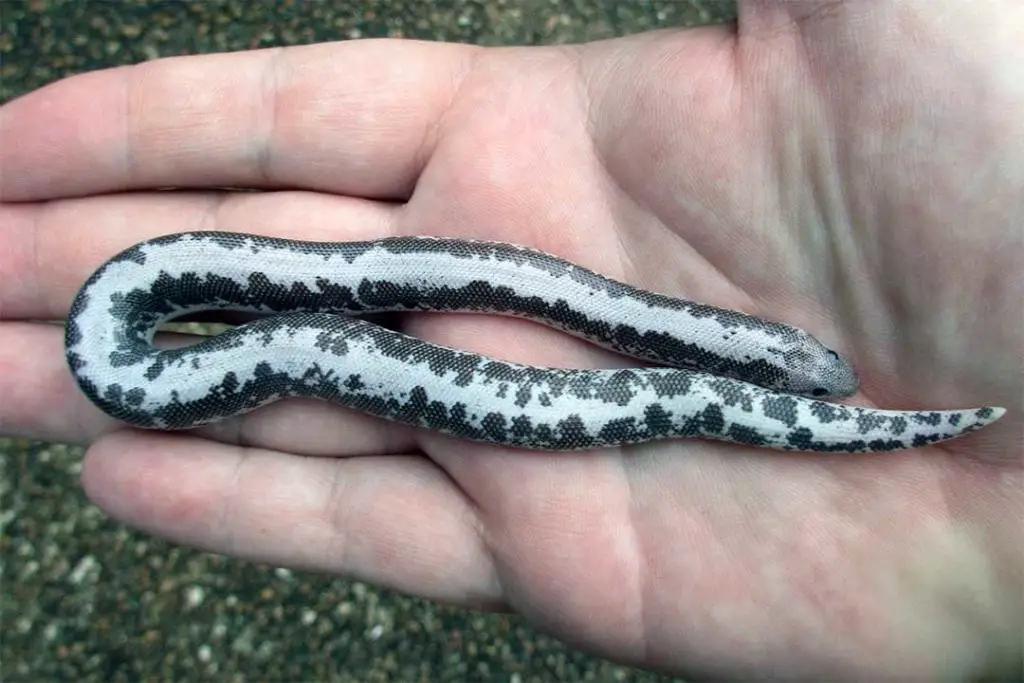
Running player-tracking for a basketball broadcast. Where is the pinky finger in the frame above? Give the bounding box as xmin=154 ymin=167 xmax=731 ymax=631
xmin=80 ymin=430 xmax=505 ymax=608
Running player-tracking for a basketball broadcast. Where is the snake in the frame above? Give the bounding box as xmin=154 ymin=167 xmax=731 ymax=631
xmin=64 ymin=231 xmax=1005 ymax=452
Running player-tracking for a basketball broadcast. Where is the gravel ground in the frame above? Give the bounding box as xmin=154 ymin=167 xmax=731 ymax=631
xmin=1 ymin=1 xmax=738 ymax=681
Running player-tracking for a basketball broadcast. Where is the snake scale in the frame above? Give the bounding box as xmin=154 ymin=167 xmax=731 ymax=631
xmin=64 ymin=232 xmax=1005 ymax=452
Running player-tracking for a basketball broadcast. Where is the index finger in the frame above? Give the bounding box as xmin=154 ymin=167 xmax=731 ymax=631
xmin=0 ymin=39 xmax=476 ymax=202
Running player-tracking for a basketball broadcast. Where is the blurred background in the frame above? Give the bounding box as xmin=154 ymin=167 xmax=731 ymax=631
xmin=1 ymin=2 xmax=737 ymax=681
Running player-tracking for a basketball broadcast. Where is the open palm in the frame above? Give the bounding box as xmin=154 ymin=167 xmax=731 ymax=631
xmin=1 ymin=2 xmax=1020 ymax=679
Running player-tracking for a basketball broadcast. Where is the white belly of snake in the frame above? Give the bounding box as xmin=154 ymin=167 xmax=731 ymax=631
xmin=64 ymin=232 xmax=1004 ymax=452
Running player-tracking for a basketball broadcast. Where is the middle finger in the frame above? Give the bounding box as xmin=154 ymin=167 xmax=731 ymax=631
xmin=1 ymin=189 xmax=397 ymax=321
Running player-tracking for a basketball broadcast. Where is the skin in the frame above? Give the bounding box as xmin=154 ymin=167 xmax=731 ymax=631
xmin=1 ymin=0 xmax=1021 ymax=679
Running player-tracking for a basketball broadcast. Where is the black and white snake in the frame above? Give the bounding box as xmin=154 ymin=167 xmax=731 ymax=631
xmin=64 ymin=232 xmax=1004 ymax=451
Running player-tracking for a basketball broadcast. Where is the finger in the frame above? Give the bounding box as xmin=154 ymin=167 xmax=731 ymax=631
xmin=0 ymin=40 xmax=476 ymax=202
xmin=0 ymin=320 xmax=416 ymax=454
xmin=0 ymin=189 xmax=397 ymax=321
xmin=0 ymin=322 xmax=102 ymax=443
xmin=80 ymin=429 xmax=504 ymax=608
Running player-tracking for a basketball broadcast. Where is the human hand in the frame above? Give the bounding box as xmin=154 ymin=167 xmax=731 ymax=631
xmin=1 ymin=1 xmax=1020 ymax=679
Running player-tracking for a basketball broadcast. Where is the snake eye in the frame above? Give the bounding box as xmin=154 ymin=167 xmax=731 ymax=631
xmin=812 ymin=387 xmax=828 ymax=397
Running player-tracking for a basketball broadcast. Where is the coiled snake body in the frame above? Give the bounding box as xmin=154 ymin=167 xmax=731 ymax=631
xmin=65 ymin=232 xmax=1004 ymax=451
